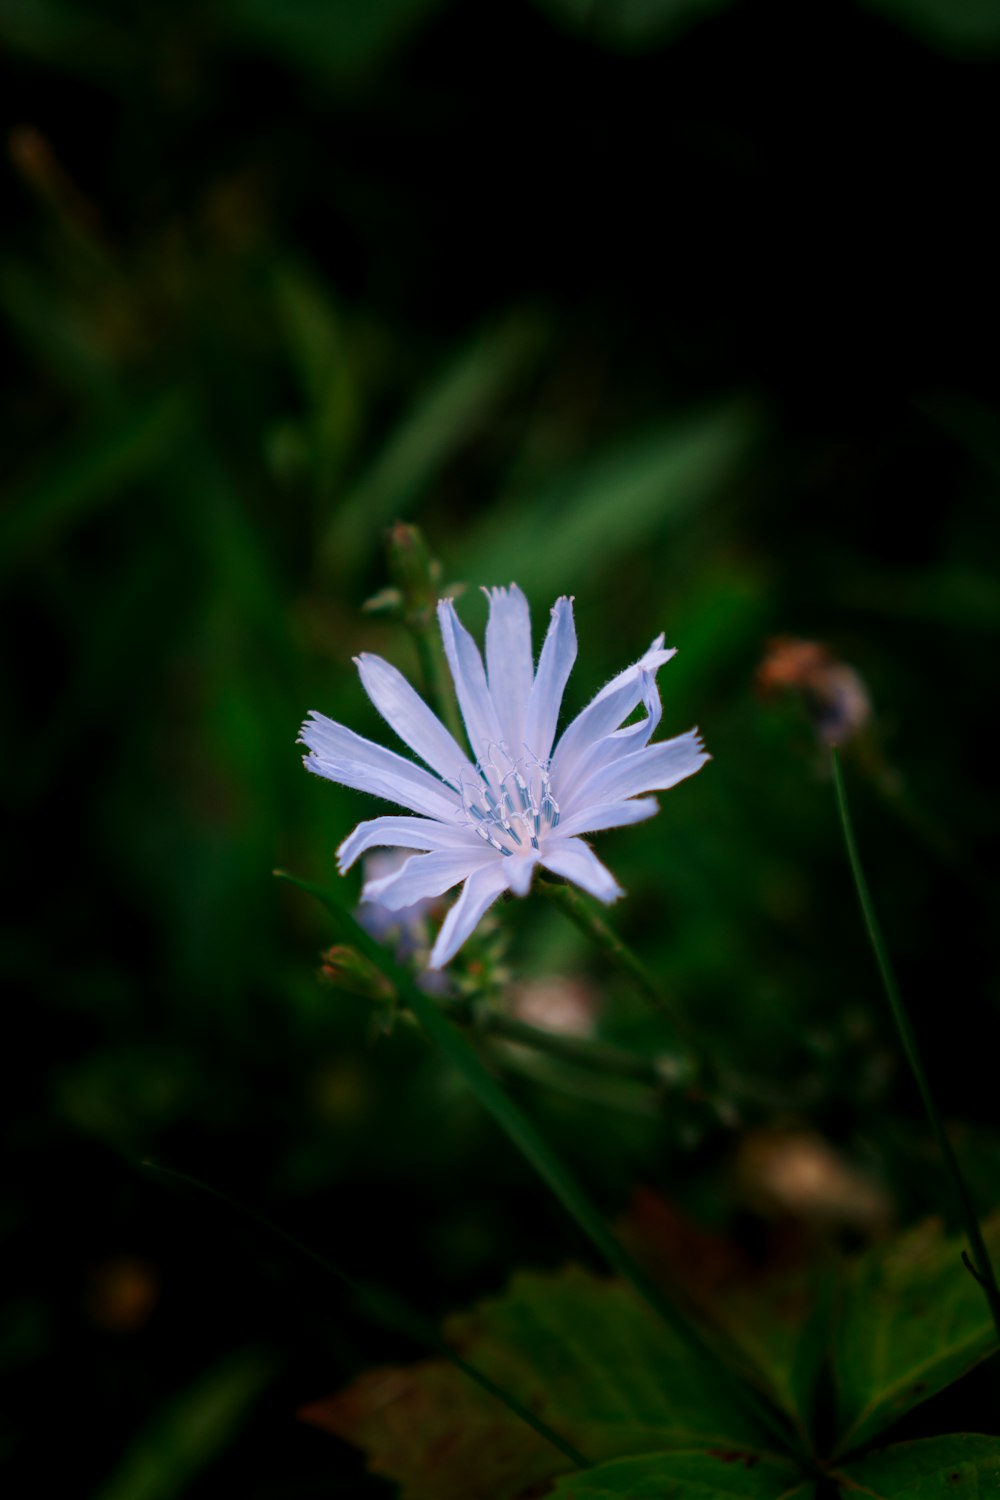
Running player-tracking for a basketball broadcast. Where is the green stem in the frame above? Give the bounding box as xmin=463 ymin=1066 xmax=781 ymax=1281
xmin=277 ymin=868 xmax=804 ymax=1461
xmin=384 ymin=522 xmax=465 ymax=743
xmin=831 ymin=749 xmax=1000 ymax=1341
xmin=450 ymin=999 xmax=692 ymax=1091
xmin=537 ymin=877 xmax=701 ymax=1059
xmin=412 ymin=622 xmax=464 ymax=743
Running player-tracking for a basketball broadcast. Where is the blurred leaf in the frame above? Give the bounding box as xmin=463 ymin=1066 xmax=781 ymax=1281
xmin=0 ymin=0 xmax=112 ymax=67
xmin=92 ymin=1349 xmax=274 ymax=1500
xmin=857 ymin=0 xmax=1000 ymax=52
xmin=460 ymin=400 xmax=761 ymax=595
xmin=548 ymin=1448 xmax=808 ymax=1498
xmin=831 ymin=1214 xmax=1000 ymax=1457
xmin=221 ymin=0 xmax=451 ymax=80
xmin=318 ymin=311 xmax=549 ymax=578
xmin=621 ymin=1193 xmax=830 ymax=1442
xmin=834 ymin=1434 xmax=1000 ymax=1495
xmin=0 ymin=392 xmax=189 ymax=572
xmin=534 ymin=0 xmax=736 ymax=50
xmin=271 ymin=260 xmax=362 ymax=491
xmin=303 ymin=1264 xmax=779 ymax=1500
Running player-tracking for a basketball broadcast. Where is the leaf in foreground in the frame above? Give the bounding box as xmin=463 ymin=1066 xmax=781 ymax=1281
xmin=833 ymin=1433 xmax=1000 ymax=1496
xmin=301 ymin=1264 xmax=780 ymax=1500
xmin=832 ymin=1214 xmax=1000 ymax=1457
xmin=548 ymin=1447 xmax=809 ymax=1499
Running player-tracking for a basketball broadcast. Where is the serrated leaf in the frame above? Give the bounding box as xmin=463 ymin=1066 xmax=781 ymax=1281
xmin=548 ymin=1447 xmax=809 ymax=1498
xmin=833 ymin=1433 xmax=1000 ymax=1496
xmin=832 ymin=1215 xmax=1000 ymax=1457
xmin=302 ymin=1264 xmax=785 ymax=1500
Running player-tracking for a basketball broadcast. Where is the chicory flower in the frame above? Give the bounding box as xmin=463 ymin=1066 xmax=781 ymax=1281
xmin=300 ymin=587 xmax=708 ymax=968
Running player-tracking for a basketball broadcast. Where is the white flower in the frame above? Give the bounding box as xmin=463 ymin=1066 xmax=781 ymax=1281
xmin=299 ymin=587 xmax=709 ymax=969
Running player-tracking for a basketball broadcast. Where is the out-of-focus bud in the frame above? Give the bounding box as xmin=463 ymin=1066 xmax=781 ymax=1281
xmin=318 ymin=944 xmax=394 ymax=1002
xmin=382 ymin=523 xmax=465 ymax=745
xmin=83 ymin=1255 xmax=161 ymax=1332
xmin=735 ymin=1128 xmax=891 ymax=1234
xmin=757 ymin=636 xmax=871 ymax=747
xmin=508 ymin=977 xmax=598 ymax=1037
xmin=384 ymin=523 xmax=464 ymax=627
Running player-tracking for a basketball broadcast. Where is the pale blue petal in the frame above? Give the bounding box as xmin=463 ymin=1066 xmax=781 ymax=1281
xmin=540 ymin=838 xmax=623 ymax=904
xmin=505 ymin=850 xmax=540 ymax=897
xmin=363 ymin=848 xmax=496 ymax=912
xmin=437 ymin=599 xmax=505 ymax=765
xmin=523 ymin=596 xmax=577 ymax=764
xmin=551 ymin=648 xmax=670 ymax=787
xmin=337 ymin=815 xmax=483 ymax=873
xmin=588 ymin=635 xmax=674 ymax=709
xmin=553 ymin=797 xmax=659 ymax=839
xmin=429 ymin=862 xmax=513 ymax=968
xmin=484 ymin=585 xmax=533 ymax=753
xmin=300 ymin=711 xmax=459 ymax=821
xmin=566 ymin=728 xmax=709 ymax=812
xmin=552 ymin=669 xmax=663 ymax=799
xmin=356 ymin=653 xmax=473 ymax=785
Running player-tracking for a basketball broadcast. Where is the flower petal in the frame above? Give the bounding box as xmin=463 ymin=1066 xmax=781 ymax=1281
xmin=429 ymin=862 xmax=512 ymax=968
xmin=356 ymin=653 xmax=473 ymax=785
xmin=567 ymin=728 xmax=709 ymax=811
xmin=438 ymin=599 xmax=505 ymax=765
xmin=551 ymin=644 xmax=671 ymax=786
xmin=300 ymin=711 xmax=459 ymax=821
xmin=553 ymin=797 xmax=659 ymax=839
xmin=505 ymin=850 xmax=541 ymax=897
xmin=540 ymin=838 xmax=623 ymax=904
xmin=337 ymin=815 xmax=483 ymax=873
xmin=484 ymin=585 xmax=533 ymax=753
xmin=523 ymin=596 xmax=576 ymax=764
xmin=552 ymin=668 xmax=663 ymax=800
xmin=362 ymin=848 xmax=496 ymax=912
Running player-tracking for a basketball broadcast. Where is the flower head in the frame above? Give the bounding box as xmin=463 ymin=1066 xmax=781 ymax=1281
xmin=299 ymin=587 xmax=709 ymax=968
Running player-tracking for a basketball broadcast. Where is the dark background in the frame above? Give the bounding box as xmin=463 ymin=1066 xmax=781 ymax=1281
xmin=2 ymin=0 xmax=999 ymax=1494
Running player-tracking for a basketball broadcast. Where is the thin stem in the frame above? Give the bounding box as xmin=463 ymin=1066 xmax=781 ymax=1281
xmin=537 ymin=876 xmax=701 ymax=1060
xmin=384 ymin=522 xmax=465 ymax=743
xmin=831 ymin=749 xmax=1000 ymax=1341
xmin=449 ymin=998 xmax=692 ymax=1091
xmin=277 ymin=868 xmax=806 ymax=1462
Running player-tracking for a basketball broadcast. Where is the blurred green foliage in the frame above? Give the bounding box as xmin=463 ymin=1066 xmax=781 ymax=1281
xmin=3 ymin=0 xmax=1000 ymax=1495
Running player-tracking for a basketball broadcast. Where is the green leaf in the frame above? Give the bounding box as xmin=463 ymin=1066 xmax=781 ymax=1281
xmin=318 ymin=311 xmax=549 ymax=577
xmin=834 ymin=1434 xmax=1000 ymax=1497
xmin=303 ymin=1266 xmax=797 ymax=1500
xmin=547 ymin=1448 xmax=809 ymax=1498
xmin=831 ymin=1216 xmax=1000 ymax=1457
xmin=0 ymin=393 xmax=189 ymax=573
xmin=92 ymin=1349 xmax=273 ymax=1500
xmin=856 ymin=0 xmax=1000 ymax=53
xmin=461 ymin=400 xmax=760 ymax=596
xmin=533 ymin=0 xmax=737 ymax=51
xmin=221 ymin=0 xmax=450 ymax=79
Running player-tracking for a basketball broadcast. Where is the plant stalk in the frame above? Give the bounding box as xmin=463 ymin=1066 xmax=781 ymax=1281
xmin=537 ymin=876 xmax=702 ymax=1062
xmin=831 ymin=748 xmax=1000 ymax=1340
xmin=277 ymin=868 xmax=805 ymax=1461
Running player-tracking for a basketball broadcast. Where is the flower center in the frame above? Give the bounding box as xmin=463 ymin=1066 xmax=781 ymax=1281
xmin=458 ymin=743 xmax=560 ymax=856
